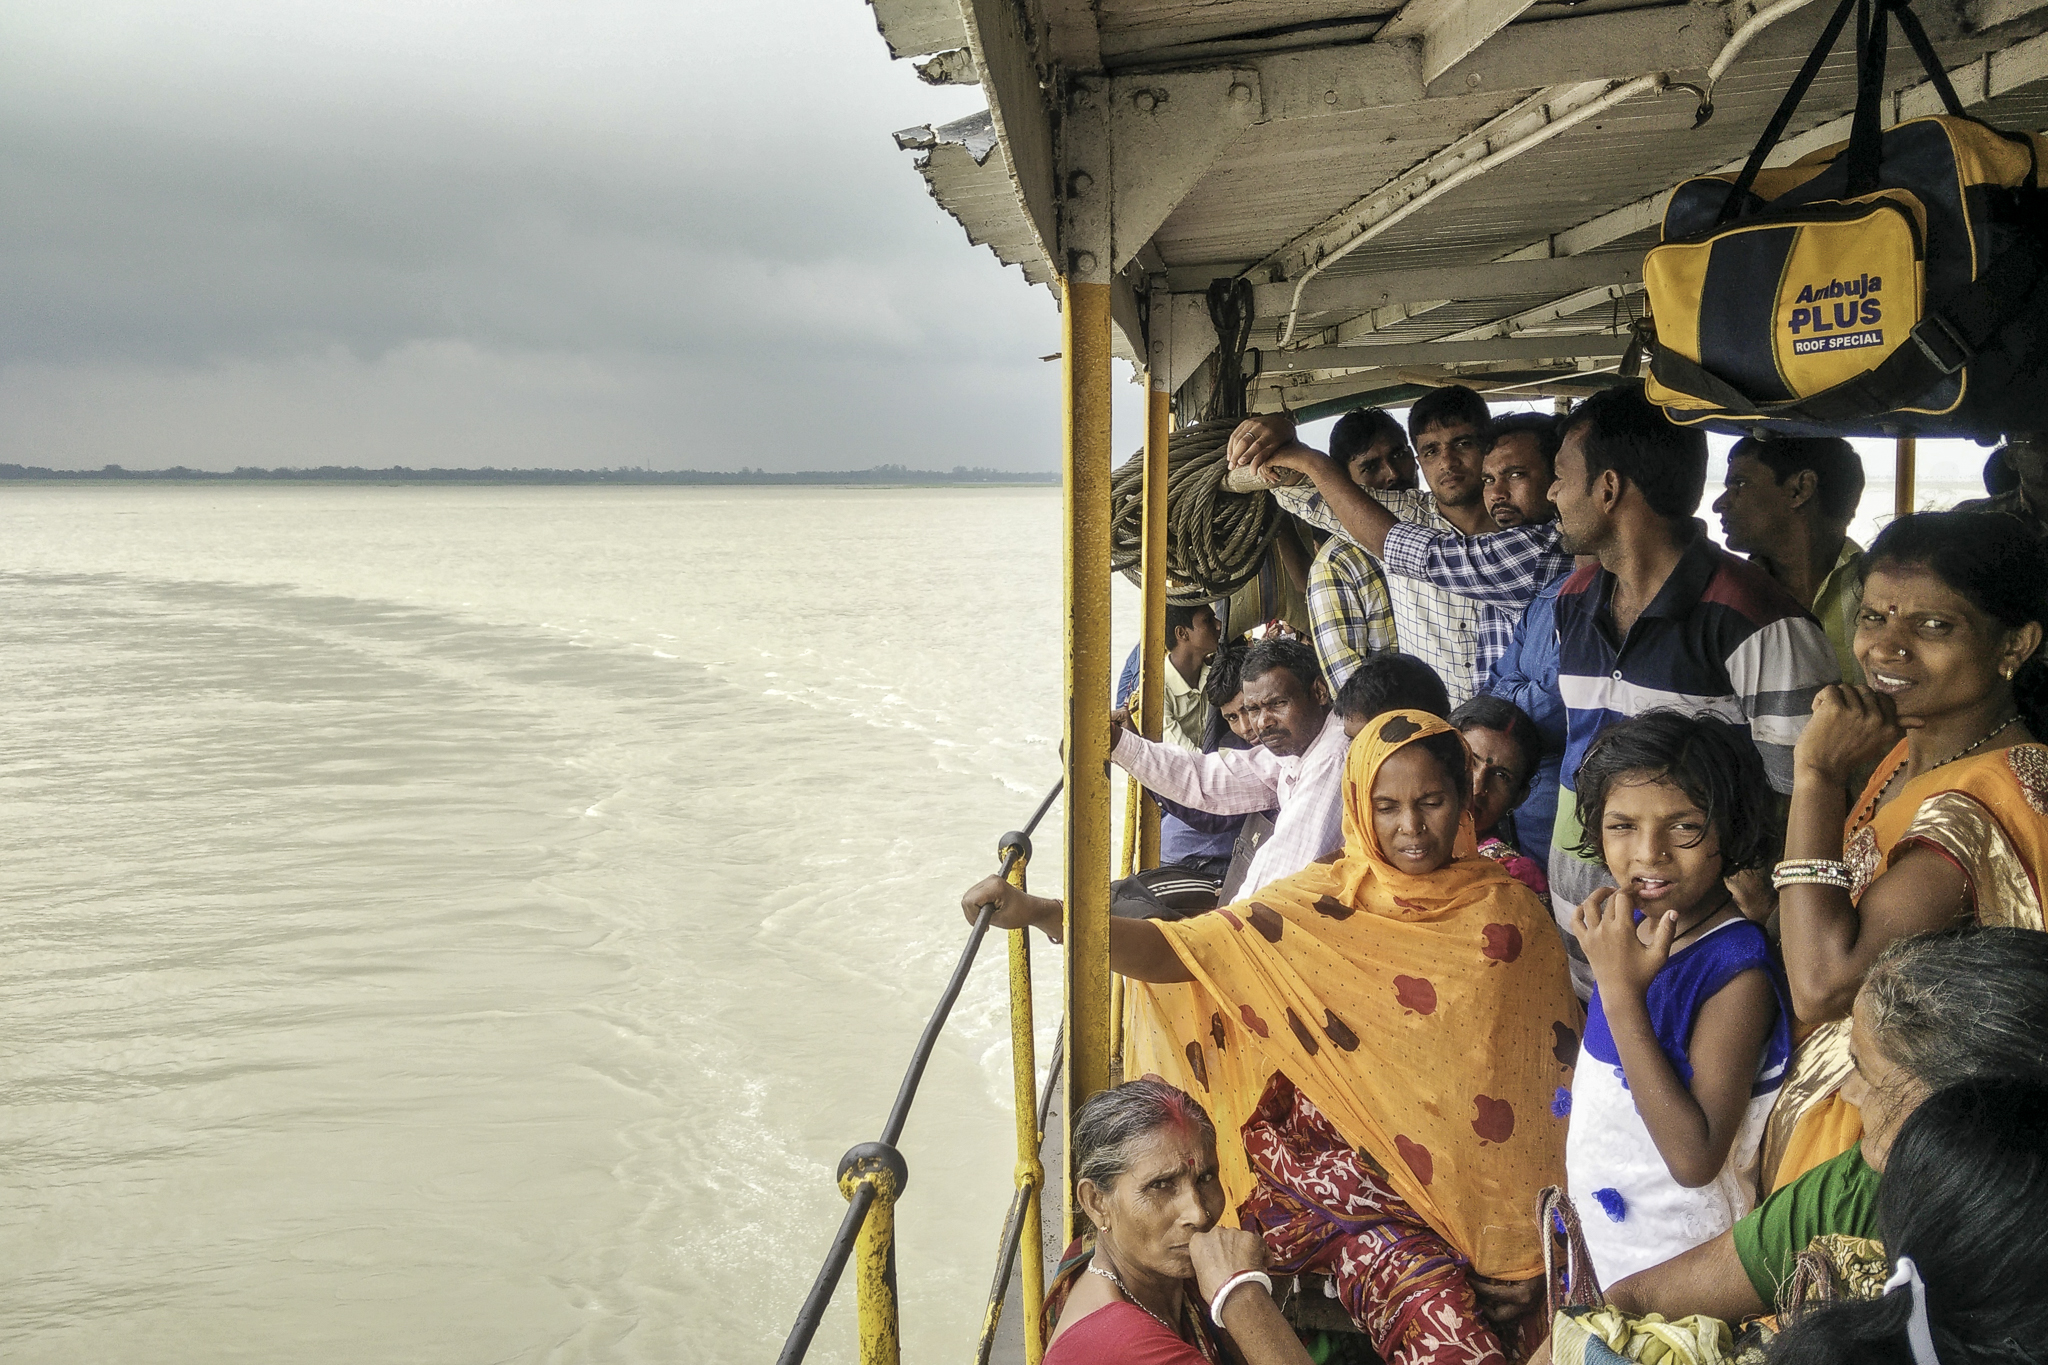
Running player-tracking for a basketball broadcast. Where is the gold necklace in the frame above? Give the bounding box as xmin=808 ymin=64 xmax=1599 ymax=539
xmin=1088 ymin=1260 xmax=1217 ymax=1362
xmin=1857 ymin=710 xmax=2019 ymax=828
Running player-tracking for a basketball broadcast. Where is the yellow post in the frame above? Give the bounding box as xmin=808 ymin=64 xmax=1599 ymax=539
xmin=837 ymin=1146 xmax=907 ymax=1365
xmin=1002 ymin=838 xmax=1047 ymax=1365
xmin=1896 ymin=435 xmax=1918 ymax=518
xmin=1119 ymin=763 xmax=1142 ymax=879
xmin=1062 ymin=277 xmax=1116 ymax=1243
xmin=1137 ymin=379 xmax=1171 ymax=872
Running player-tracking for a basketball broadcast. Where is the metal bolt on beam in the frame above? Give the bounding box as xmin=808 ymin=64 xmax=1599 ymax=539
xmin=1068 ymin=171 xmax=1093 ymax=195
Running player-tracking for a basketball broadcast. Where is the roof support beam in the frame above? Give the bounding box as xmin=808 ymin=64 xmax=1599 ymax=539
xmin=1423 ymin=3 xmax=1727 ymax=97
xmin=1260 ymin=334 xmax=1628 ymax=373
xmin=1246 ymin=254 xmax=1644 ymax=320
xmin=1432 ymin=283 xmax=1643 ymax=343
xmin=1965 ymin=0 xmax=2048 ymax=30
xmin=1107 ymin=67 xmax=1263 ymax=272
xmin=1254 ymin=79 xmax=1623 ymax=287
xmin=1375 ymin=0 xmax=1543 ymax=85
xmin=1251 ymin=361 xmax=1615 ymax=412
xmin=1060 ymin=77 xmax=1113 ymax=287
xmin=1330 ymin=299 xmax=1454 ymax=345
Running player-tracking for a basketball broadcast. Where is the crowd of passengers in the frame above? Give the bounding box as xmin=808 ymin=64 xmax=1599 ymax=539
xmin=960 ymin=385 xmax=2048 ymax=1365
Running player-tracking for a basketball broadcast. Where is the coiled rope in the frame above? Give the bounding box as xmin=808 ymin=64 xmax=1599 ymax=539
xmin=1107 ymin=279 xmax=1282 ymax=603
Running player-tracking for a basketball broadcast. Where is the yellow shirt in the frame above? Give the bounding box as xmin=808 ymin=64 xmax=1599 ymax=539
xmin=1162 ymin=658 xmax=1210 ymax=751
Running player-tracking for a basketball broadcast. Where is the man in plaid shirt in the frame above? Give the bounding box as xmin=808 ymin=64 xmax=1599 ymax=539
xmin=1305 ymin=407 xmax=1412 ymax=694
xmin=1229 ymin=388 xmax=1519 ymax=705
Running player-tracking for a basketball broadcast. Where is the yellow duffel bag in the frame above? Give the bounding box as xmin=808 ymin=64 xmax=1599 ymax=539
xmin=1641 ymin=0 xmax=2048 ymax=438
xmin=1646 ymin=191 xmax=1926 ymax=417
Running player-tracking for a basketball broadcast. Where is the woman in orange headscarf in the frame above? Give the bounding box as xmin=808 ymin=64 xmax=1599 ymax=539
xmin=965 ymin=711 xmax=1580 ymax=1365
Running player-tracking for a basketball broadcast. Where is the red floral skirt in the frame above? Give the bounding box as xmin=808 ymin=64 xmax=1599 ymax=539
xmin=1238 ymin=1076 xmax=1532 ymax=1365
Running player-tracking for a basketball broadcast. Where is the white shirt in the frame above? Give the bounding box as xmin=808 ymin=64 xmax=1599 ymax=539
xmin=1111 ymin=709 xmax=1350 ymax=896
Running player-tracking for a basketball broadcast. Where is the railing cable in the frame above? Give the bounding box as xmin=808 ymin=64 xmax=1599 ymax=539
xmin=975 ymin=1022 xmax=1066 ymax=1365
xmin=778 ymin=776 xmax=1065 ymax=1365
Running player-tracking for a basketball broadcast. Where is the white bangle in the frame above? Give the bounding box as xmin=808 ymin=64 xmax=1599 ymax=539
xmin=1209 ymin=1270 xmax=1273 ymax=1325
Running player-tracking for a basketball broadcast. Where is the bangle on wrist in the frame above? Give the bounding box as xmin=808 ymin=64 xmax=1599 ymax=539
xmin=1772 ymin=859 xmax=1852 ymax=891
xmin=1210 ymin=1270 xmax=1273 ymax=1325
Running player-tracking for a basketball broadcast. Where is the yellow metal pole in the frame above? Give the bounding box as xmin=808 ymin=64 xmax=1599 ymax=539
xmin=1119 ymin=766 xmax=1142 ymax=878
xmin=1062 ymin=277 xmax=1116 ymax=1244
xmin=837 ymin=1150 xmax=905 ymax=1365
xmin=1895 ymin=435 xmax=1918 ymax=519
xmin=1137 ymin=380 xmax=1171 ymax=873
xmin=1001 ymin=839 xmax=1047 ymax=1365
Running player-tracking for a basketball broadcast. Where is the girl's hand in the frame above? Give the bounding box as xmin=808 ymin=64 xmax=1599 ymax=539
xmin=1795 ymin=685 xmax=1912 ymax=786
xmin=1572 ymin=887 xmax=1676 ymax=1000
xmin=1189 ymin=1226 xmax=1270 ymax=1302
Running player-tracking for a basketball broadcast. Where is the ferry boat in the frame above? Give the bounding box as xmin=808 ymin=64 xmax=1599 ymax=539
xmin=782 ymin=0 xmax=2048 ymax=1359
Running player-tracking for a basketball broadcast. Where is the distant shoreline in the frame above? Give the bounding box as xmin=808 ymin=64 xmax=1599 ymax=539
xmin=0 ymin=463 xmax=1060 ymax=487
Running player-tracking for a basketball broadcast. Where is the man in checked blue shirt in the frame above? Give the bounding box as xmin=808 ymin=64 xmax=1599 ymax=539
xmin=1227 ymin=392 xmax=1574 ymax=699
xmin=1229 ymin=389 xmax=1497 ymax=705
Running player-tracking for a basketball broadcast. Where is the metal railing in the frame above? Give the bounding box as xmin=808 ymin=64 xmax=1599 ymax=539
xmin=777 ymin=778 xmax=1064 ymax=1365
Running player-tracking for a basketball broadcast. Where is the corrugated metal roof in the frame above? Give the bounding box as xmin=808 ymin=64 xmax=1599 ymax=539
xmin=896 ymin=111 xmax=1056 ymax=285
xmin=880 ymin=0 xmax=2048 ymax=391
xmin=866 ymin=0 xmax=968 ymax=59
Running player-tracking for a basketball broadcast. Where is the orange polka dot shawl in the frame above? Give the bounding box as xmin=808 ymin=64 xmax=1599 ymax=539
xmin=1134 ymin=710 xmax=1580 ymax=1279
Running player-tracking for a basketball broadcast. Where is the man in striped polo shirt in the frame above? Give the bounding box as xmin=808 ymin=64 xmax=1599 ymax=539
xmin=1546 ymin=387 xmax=1840 ymax=998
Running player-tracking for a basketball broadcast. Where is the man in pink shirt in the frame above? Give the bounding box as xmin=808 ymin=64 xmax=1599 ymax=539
xmin=1110 ymin=639 xmax=1348 ymax=898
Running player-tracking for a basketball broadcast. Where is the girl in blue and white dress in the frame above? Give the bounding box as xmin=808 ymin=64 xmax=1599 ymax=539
xmin=1563 ymin=712 xmax=1793 ymax=1287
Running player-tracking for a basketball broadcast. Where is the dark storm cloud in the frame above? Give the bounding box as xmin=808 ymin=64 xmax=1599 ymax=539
xmin=0 ymin=1 xmax=1096 ymax=471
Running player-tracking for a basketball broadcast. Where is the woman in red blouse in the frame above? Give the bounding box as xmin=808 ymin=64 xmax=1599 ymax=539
xmin=1041 ymin=1077 xmax=1315 ymax=1365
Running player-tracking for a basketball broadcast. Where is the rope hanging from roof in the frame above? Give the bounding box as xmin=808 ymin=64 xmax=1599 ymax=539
xmin=1107 ymin=278 xmax=1285 ymax=604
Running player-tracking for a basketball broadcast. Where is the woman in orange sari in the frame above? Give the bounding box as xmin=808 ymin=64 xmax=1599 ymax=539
xmin=965 ymin=711 xmax=1580 ymax=1364
xmin=1766 ymin=511 xmax=2048 ymax=1188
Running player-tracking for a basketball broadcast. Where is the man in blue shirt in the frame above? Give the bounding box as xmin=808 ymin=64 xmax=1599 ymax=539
xmin=1485 ymin=573 xmax=1569 ymax=874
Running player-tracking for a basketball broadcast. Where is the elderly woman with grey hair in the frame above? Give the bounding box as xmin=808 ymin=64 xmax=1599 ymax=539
xmin=1539 ymin=926 xmax=2048 ymax=1346
xmin=1039 ymin=1076 xmax=1316 ymax=1365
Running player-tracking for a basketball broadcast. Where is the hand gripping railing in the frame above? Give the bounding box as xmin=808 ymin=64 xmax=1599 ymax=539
xmin=778 ymin=778 xmax=1064 ymax=1365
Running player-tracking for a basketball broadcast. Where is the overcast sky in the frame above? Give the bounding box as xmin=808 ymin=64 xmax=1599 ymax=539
xmin=0 ymin=3 xmax=1995 ymax=483
xmin=0 ymin=1 xmax=1126 ymax=472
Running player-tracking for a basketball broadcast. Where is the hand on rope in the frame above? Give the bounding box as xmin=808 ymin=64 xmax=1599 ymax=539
xmin=1225 ymin=412 xmax=1304 ymax=479
xmin=1106 ymin=422 xmax=1288 ymax=601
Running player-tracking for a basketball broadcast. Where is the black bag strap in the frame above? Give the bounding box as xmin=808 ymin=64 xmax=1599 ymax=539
xmin=1720 ymin=0 xmax=1970 ymax=224
xmin=1800 ymin=240 xmax=2048 ymax=419
xmin=1720 ymin=0 xmax=1861 ymax=224
xmin=1648 ymin=346 xmax=1770 ymax=417
xmin=1846 ymin=0 xmax=1889 ymax=197
xmin=1890 ymin=0 xmax=1968 ymax=117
